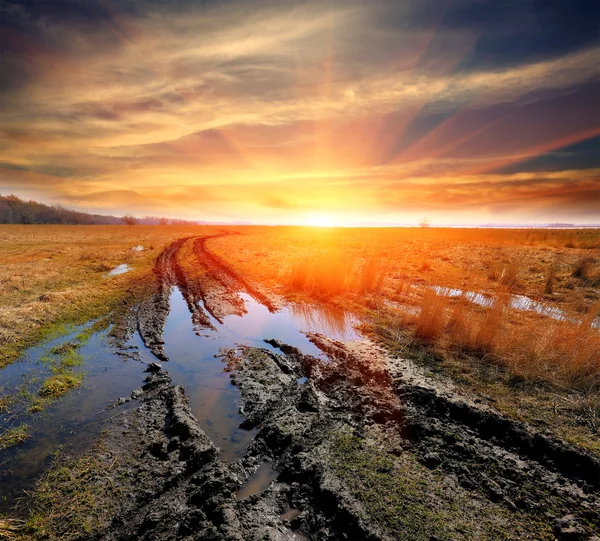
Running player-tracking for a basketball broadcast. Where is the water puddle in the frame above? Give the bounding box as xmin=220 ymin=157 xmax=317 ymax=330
xmin=106 ymin=264 xmax=132 ymax=277
xmin=431 ymin=286 xmax=600 ymax=328
xmin=0 ymin=282 xmax=360 ymax=508
xmin=131 ymin=289 xmax=359 ymax=461
xmin=281 ymin=508 xmax=301 ymax=522
xmin=0 ymin=327 xmax=144 ymax=509
xmin=236 ymin=461 xmax=277 ymax=500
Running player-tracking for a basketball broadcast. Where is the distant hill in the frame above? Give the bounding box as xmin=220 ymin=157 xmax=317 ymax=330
xmin=0 ymin=194 xmax=198 ymax=225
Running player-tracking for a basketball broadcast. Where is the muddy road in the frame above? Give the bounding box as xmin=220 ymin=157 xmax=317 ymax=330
xmin=6 ymin=234 xmax=600 ymax=540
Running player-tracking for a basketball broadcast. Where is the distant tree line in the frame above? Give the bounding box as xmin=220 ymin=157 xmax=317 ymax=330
xmin=0 ymin=194 xmax=198 ymax=225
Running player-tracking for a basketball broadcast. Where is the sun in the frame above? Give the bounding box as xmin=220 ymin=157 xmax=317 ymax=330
xmin=304 ymin=213 xmax=336 ymax=227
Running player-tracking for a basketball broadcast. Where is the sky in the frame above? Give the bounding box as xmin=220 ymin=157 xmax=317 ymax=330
xmin=0 ymin=0 xmax=599 ymax=226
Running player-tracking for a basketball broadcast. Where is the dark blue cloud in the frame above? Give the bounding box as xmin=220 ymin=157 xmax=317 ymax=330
xmin=498 ymin=136 xmax=600 ymax=174
xmin=447 ymin=0 xmax=599 ymax=70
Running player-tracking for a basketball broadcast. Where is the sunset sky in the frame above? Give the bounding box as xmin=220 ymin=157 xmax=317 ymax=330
xmin=1 ymin=0 xmax=599 ymax=225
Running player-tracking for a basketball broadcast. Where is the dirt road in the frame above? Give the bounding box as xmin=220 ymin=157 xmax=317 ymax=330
xmin=22 ymin=236 xmax=600 ymax=540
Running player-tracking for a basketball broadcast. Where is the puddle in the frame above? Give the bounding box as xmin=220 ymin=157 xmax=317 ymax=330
xmin=107 ymin=264 xmax=132 ymax=277
xmin=0 ymin=280 xmax=360 ymax=507
xmin=431 ymin=286 xmax=600 ymax=328
xmin=132 ymin=289 xmax=359 ymax=461
xmin=297 ymin=376 xmax=308 ymax=385
xmin=281 ymin=508 xmax=301 ymax=522
xmin=236 ymin=461 xmax=277 ymax=500
xmin=0 ymin=327 xmax=144 ymax=509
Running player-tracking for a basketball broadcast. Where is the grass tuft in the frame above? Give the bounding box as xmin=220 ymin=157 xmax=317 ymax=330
xmin=38 ymin=373 xmax=83 ymax=400
xmin=0 ymin=424 xmax=30 ymax=450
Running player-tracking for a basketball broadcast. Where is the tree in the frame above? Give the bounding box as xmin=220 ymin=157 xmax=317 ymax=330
xmin=122 ymin=215 xmax=138 ymax=226
xmin=159 ymin=217 xmax=169 ymax=226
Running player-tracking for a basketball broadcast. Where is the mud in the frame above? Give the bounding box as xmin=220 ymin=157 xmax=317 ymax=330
xmin=136 ymin=233 xmax=278 ymax=362
xmin=13 ymin=236 xmax=600 ymax=540
xmin=62 ymin=335 xmax=599 ymax=540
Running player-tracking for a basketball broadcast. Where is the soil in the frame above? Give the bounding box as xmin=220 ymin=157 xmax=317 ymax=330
xmin=15 ymin=237 xmax=600 ymax=540
xmin=136 ymin=233 xmax=278 ymax=361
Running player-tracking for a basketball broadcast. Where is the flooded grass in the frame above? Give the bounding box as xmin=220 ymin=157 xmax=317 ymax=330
xmin=0 ymin=325 xmax=146 ymax=509
xmin=38 ymin=373 xmax=84 ymax=400
xmin=22 ymin=440 xmax=123 ymax=540
xmin=2 ymin=228 xmax=599 ymax=533
xmin=0 ymin=260 xmax=361 ymax=507
xmin=0 ymin=224 xmax=216 ymax=370
xmin=0 ymin=425 xmax=30 ymax=451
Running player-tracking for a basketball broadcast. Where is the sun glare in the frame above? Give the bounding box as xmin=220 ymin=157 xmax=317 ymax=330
xmin=305 ymin=213 xmax=336 ymax=227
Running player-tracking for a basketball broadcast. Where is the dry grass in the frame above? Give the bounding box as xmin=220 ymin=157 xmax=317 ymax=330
xmin=415 ymin=290 xmax=447 ymax=341
xmin=211 ymin=226 xmax=600 ymax=391
xmin=417 ymin=292 xmax=600 ymax=386
xmin=0 ymin=519 xmax=26 ymax=541
xmin=0 ymin=225 xmax=213 ymax=369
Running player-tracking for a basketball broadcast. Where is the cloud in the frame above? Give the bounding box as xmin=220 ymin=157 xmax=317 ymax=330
xmin=1 ymin=0 xmax=599 ymax=223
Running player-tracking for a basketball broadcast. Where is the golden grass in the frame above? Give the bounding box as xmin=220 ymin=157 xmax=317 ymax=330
xmin=416 ymin=292 xmax=600 ymax=386
xmin=210 ymin=226 xmax=600 ymax=390
xmin=0 ymin=225 xmax=214 ymax=369
xmin=1 ymin=224 xmax=599 ymax=453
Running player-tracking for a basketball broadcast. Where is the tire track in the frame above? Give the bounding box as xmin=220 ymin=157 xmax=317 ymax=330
xmin=136 ymin=232 xmax=277 ymax=361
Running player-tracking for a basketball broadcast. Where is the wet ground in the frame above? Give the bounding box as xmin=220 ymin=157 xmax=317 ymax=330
xmin=0 ymin=247 xmax=358 ymax=506
xmin=1 ymin=234 xmax=599 ymax=540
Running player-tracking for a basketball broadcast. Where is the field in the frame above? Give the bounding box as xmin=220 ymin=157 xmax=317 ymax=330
xmin=210 ymin=227 xmax=600 ymax=450
xmin=211 ymin=226 xmax=600 ymax=380
xmin=0 ymin=225 xmax=214 ymax=369
xmin=1 ymin=225 xmax=600 ymax=540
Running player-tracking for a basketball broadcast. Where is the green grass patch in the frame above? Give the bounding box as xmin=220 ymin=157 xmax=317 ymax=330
xmin=329 ymin=426 xmax=552 ymax=540
xmin=17 ymin=441 xmax=124 ymax=540
xmin=330 ymin=427 xmax=449 ymax=540
xmin=0 ymin=424 xmax=30 ymax=450
xmin=38 ymin=373 xmax=83 ymax=400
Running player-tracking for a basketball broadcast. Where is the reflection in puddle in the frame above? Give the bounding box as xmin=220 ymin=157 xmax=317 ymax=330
xmin=236 ymin=462 xmax=277 ymax=500
xmin=431 ymin=286 xmax=600 ymax=328
xmin=107 ymin=263 xmax=132 ymax=277
xmin=139 ymin=289 xmax=360 ymax=461
xmin=288 ymin=303 xmax=359 ymax=341
xmin=1 ymin=284 xmax=362 ymax=506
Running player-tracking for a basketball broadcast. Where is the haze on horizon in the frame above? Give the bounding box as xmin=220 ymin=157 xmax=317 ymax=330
xmin=0 ymin=0 xmax=599 ymax=226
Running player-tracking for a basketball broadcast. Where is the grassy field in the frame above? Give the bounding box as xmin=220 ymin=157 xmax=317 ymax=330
xmin=210 ymin=226 xmax=600 ymax=383
xmin=1 ymin=225 xmax=599 ymax=539
xmin=0 ymin=225 xmax=214 ymax=370
xmin=1 ymin=225 xmax=599 ymax=453
xmin=0 ymin=225 xmax=215 ymax=451
xmin=210 ymin=226 xmax=600 ymax=452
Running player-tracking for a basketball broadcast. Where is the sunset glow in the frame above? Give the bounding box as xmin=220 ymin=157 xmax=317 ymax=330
xmin=0 ymin=0 xmax=598 ymax=224
xmin=304 ymin=214 xmax=337 ymax=228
